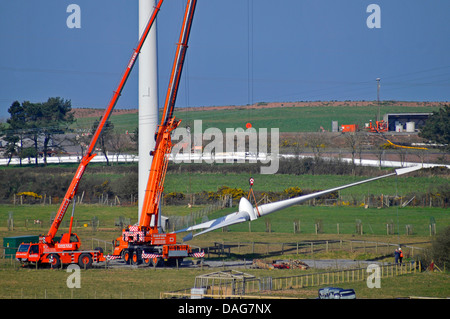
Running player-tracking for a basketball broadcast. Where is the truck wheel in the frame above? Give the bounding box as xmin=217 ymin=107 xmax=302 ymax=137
xmin=49 ymin=254 xmax=61 ymax=269
xmin=78 ymin=253 xmax=93 ymax=269
xmin=142 ymin=256 xmax=151 ymax=266
xmin=150 ymin=257 xmax=161 ymax=268
xmin=122 ymin=249 xmax=131 ymax=264
xmin=131 ymin=251 xmax=141 ymax=265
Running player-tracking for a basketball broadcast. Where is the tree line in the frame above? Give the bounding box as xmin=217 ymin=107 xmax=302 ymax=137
xmin=0 ymin=98 xmax=74 ymax=165
xmin=0 ymin=97 xmax=138 ymax=166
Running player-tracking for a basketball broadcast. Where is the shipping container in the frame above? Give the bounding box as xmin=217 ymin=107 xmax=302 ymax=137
xmin=3 ymin=235 xmax=39 ymax=258
xmin=340 ymin=124 xmax=359 ymax=132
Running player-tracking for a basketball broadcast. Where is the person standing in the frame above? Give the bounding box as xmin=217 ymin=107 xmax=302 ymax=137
xmin=399 ymin=248 xmax=403 ymax=265
xmin=394 ymin=248 xmax=400 ymax=264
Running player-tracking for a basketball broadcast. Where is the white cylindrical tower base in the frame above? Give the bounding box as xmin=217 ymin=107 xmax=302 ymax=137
xmin=138 ymin=0 xmax=159 ymax=220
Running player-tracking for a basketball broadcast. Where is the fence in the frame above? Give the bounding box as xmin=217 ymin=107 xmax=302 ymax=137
xmin=268 ymin=261 xmax=420 ymax=291
xmin=161 ymin=261 xmax=421 ymax=299
xmin=203 ymin=240 xmax=425 ymax=260
xmin=3 ymin=200 xmax=227 ymax=232
xmin=2 ymin=237 xmax=425 ymax=260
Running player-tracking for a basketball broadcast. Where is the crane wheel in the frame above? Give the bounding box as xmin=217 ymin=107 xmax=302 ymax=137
xmin=49 ymin=254 xmax=61 ymax=269
xmin=142 ymin=256 xmax=151 ymax=266
xmin=78 ymin=253 xmax=93 ymax=269
xmin=122 ymin=250 xmax=131 ymax=265
xmin=150 ymin=257 xmax=162 ymax=268
xmin=131 ymin=251 xmax=140 ymax=265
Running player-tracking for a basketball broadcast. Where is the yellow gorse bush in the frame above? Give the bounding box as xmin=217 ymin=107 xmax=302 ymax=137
xmin=16 ymin=192 xmax=42 ymax=199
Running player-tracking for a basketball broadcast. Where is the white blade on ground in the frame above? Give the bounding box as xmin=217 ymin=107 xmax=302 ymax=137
xmin=175 ymin=166 xmax=424 ymax=239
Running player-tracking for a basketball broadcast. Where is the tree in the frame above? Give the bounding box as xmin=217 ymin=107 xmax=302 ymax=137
xmin=107 ymin=132 xmax=135 ymax=163
xmin=343 ymin=131 xmax=364 ymax=170
xmin=91 ymin=117 xmax=114 ymax=165
xmin=39 ymin=97 xmax=74 ymax=165
xmin=419 ymin=105 xmax=450 ymax=151
xmin=420 ymin=226 xmax=450 ymax=269
xmin=5 ymin=98 xmax=74 ymax=165
xmin=6 ymin=101 xmax=27 ymax=166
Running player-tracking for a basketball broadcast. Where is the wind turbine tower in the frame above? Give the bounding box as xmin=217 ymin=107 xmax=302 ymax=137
xmin=138 ymin=0 xmax=159 ymax=219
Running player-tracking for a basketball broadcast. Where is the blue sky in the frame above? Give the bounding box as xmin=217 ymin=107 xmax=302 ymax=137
xmin=1 ymin=0 xmax=449 ymax=120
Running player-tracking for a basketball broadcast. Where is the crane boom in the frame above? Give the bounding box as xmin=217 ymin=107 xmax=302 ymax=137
xmin=110 ymin=0 xmax=201 ymax=267
xmin=44 ymin=0 xmax=164 ymax=244
xmin=139 ymin=0 xmax=197 ymax=231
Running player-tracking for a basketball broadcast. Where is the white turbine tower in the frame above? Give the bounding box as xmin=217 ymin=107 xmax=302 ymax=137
xmin=138 ymin=0 xmax=159 ymax=219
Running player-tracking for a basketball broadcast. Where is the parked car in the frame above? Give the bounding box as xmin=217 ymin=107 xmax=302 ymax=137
xmin=318 ymin=287 xmax=356 ymax=299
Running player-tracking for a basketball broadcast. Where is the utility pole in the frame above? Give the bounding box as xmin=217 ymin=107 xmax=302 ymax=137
xmin=376 ymin=78 xmax=381 ymax=121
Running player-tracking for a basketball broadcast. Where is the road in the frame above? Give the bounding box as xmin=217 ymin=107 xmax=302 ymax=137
xmin=1 ymin=152 xmax=447 ymax=169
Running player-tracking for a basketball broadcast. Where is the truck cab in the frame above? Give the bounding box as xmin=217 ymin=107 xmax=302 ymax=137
xmin=16 ymin=243 xmax=41 ymax=263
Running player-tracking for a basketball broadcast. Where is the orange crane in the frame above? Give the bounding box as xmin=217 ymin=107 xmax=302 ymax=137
xmin=15 ymin=0 xmax=164 ymax=268
xmin=110 ymin=0 xmax=202 ymax=267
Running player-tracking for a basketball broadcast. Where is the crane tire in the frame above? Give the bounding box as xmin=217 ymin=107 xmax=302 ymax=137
xmin=49 ymin=254 xmax=61 ymax=269
xmin=131 ymin=250 xmax=141 ymax=265
xmin=78 ymin=253 xmax=93 ymax=269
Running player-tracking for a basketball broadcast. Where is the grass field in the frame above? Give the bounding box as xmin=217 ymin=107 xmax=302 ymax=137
xmin=1 ymin=202 xmax=448 ymax=300
xmin=71 ymin=104 xmax=440 ymax=133
xmin=1 ymin=204 xmax=448 ymax=242
xmin=163 ymin=171 xmax=449 ymax=196
xmin=0 ymin=262 xmax=448 ymax=299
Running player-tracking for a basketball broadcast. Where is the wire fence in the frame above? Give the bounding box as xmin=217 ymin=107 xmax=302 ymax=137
xmin=202 ymin=239 xmax=426 ymax=260
xmin=161 ymin=261 xmax=421 ymax=299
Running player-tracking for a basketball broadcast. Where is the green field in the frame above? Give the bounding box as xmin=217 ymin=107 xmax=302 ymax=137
xmin=1 ymin=204 xmax=448 ymax=240
xmin=71 ymin=104 xmax=441 ymax=133
xmin=1 ymin=202 xmax=449 ymax=299
xmin=163 ymin=171 xmax=448 ymax=197
xmin=0 ymin=262 xmax=447 ymax=299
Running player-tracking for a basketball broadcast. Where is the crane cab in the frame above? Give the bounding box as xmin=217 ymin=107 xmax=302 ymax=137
xmin=55 ymin=233 xmax=81 ymax=251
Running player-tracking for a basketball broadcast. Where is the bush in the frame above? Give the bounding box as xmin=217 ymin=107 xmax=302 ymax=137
xmin=419 ymin=226 xmax=450 ymax=269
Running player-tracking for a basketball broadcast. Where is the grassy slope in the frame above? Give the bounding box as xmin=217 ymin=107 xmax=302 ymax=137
xmin=71 ymin=104 xmax=440 ymax=133
xmin=163 ymin=171 xmax=448 ymax=196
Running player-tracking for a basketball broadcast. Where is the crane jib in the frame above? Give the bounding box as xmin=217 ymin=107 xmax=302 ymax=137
xmin=43 ymin=0 xmax=164 ymax=244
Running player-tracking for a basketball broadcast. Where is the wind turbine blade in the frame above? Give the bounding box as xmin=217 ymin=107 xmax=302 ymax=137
xmin=256 ymin=166 xmax=422 ymax=218
xmin=175 ymin=166 xmax=423 ymax=237
xmin=395 ymin=165 xmax=422 ymax=176
xmin=192 ymin=214 xmax=249 ymax=237
xmin=175 ymin=210 xmax=250 ymax=234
